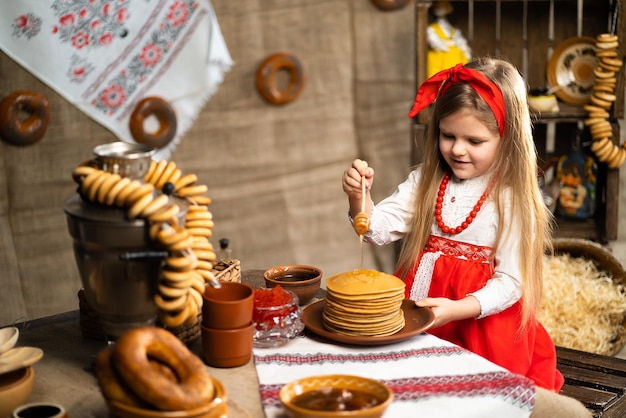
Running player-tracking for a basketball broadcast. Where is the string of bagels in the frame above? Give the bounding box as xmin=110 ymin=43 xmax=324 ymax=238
xmin=72 ymin=159 xmax=216 ymax=329
xmin=587 ymin=33 xmax=625 ymax=168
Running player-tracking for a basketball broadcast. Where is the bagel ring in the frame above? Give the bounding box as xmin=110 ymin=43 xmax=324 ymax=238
xmin=113 ymin=326 xmax=214 ymax=410
xmin=256 ymin=52 xmax=305 ymax=105
xmin=0 ymin=91 xmax=50 ymax=146
xmin=129 ymin=96 xmax=177 ymax=149
xmin=370 ymin=0 xmax=410 ymax=11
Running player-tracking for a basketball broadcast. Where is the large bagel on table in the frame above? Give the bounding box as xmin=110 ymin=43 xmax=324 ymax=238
xmin=95 ymin=326 xmax=214 ymax=411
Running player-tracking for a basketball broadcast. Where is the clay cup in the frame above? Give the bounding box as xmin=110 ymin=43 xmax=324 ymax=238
xmin=201 ymin=322 xmax=254 ymax=368
xmin=202 ymin=282 xmax=254 ymax=329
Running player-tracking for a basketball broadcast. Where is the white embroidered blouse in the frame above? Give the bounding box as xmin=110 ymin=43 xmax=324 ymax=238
xmin=361 ymin=166 xmax=522 ymax=318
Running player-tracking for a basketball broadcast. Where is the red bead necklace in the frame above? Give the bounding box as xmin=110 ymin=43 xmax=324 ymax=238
xmin=435 ymin=173 xmax=496 ymax=234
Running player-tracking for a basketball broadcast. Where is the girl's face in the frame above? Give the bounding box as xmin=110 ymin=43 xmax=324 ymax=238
xmin=438 ymin=109 xmax=501 ymax=180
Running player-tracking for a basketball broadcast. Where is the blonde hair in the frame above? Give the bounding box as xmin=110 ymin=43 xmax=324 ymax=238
xmin=397 ymin=56 xmax=553 ymax=328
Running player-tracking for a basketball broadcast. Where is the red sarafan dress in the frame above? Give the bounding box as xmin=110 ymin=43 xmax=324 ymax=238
xmin=363 ymin=168 xmax=564 ymax=392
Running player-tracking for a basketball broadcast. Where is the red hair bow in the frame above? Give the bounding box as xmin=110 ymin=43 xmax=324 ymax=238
xmin=408 ymin=63 xmax=506 ymax=137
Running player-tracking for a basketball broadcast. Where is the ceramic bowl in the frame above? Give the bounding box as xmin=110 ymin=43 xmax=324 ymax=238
xmin=279 ymin=374 xmax=393 ymax=418
xmin=264 ymin=265 xmax=322 ymax=305
xmin=0 ymin=327 xmax=19 ymax=354
xmin=12 ymin=402 xmax=69 ymax=418
xmin=106 ymin=376 xmax=227 ymax=418
xmin=0 ymin=367 xmax=35 ymax=417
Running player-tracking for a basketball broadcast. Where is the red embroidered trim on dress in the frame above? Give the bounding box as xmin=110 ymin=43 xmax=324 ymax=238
xmin=425 ymin=235 xmax=493 ymax=262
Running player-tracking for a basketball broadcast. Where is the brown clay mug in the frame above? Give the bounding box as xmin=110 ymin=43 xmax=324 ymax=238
xmin=13 ymin=403 xmax=69 ymax=418
xmin=201 ymin=322 xmax=254 ymax=368
xmin=202 ymin=282 xmax=254 ymax=329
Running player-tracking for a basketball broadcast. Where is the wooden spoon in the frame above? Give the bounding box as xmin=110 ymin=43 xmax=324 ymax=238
xmin=353 ymin=176 xmax=370 ymax=236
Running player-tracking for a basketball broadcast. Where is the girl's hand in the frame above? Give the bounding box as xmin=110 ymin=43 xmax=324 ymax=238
xmin=342 ymin=159 xmax=374 ymax=199
xmin=415 ymin=296 xmax=481 ymax=329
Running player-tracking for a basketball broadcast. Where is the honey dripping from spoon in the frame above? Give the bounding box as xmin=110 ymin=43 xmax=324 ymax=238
xmin=353 ymin=176 xmax=370 ymax=268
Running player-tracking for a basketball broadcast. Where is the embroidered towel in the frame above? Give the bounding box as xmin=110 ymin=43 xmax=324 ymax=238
xmin=254 ymin=333 xmax=535 ymax=417
xmin=0 ymin=0 xmax=233 ymax=160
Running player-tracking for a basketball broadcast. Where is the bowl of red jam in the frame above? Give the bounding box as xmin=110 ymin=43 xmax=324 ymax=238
xmin=253 ymin=286 xmax=304 ymax=348
xmin=279 ymin=374 xmax=393 ymax=418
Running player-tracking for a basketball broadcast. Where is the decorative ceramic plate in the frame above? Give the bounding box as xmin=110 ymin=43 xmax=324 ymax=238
xmin=547 ymin=36 xmax=597 ymax=106
xmin=302 ymin=299 xmax=435 ymax=346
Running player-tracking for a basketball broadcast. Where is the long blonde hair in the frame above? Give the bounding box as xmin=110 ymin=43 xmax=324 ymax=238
xmin=397 ymin=57 xmax=553 ymax=327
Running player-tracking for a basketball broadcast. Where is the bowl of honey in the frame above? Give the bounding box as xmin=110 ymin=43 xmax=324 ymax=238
xmin=279 ymin=374 xmax=393 ymax=418
xmin=263 ymin=264 xmax=322 ymax=305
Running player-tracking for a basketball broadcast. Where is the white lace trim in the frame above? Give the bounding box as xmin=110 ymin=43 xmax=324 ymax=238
xmin=409 ymin=252 xmax=441 ymax=301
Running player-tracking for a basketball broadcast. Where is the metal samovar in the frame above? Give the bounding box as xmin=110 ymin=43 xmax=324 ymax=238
xmin=63 ymin=142 xmax=179 ymax=340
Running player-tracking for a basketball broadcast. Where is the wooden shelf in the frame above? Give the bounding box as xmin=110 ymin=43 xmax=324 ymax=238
xmin=413 ymin=0 xmax=624 ymax=242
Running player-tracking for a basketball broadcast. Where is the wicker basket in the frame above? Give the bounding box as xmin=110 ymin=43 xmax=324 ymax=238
xmin=551 ymin=238 xmax=626 ymax=356
xmin=212 ymin=259 xmax=241 ymax=283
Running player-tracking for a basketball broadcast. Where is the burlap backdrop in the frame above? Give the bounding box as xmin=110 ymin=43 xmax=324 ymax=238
xmin=0 ymin=0 xmax=416 ymax=326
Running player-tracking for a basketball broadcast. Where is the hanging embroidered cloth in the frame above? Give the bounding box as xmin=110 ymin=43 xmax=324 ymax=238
xmin=0 ymin=0 xmax=233 ymax=160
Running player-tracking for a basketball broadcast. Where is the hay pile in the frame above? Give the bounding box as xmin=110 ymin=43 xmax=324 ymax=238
xmin=539 ymin=253 xmax=626 ymax=355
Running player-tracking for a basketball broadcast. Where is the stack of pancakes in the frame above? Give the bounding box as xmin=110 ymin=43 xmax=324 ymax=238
xmin=322 ymin=269 xmax=406 ymax=337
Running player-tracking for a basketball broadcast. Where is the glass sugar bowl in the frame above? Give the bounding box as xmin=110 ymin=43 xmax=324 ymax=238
xmin=253 ymin=286 xmax=304 ymax=348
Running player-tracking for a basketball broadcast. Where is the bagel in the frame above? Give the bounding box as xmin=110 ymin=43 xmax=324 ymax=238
xmin=371 ymin=0 xmax=410 ymax=10
xmin=596 ymin=49 xmax=618 ymax=58
xmin=173 ymin=173 xmax=198 ymax=191
xmin=155 ymin=161 xmax=177 ymax=189
xmin=0 ymin=91 xmax=51 ymax=146
xmin=114 ymin=179 xmax=142 ymax=207
xmin=158 ymin=283 xmax=190 ymax=299
xmin=609 ymin=148 xmax=626 ymax=169
xmin=177 ymin=184 xmax=209 ymax=198
xmin=139 ymin=193 xmax=169 ymax=218
xmin=187 ymin=195 xmax=212 ymax=206
xmin=599 ymin=61 xmax=622 ymax=73
xmin=157 ymin=226 xmax=190 ymax=247
xmin=94 ymin=346 xmax=151 ymax=407
xmin=256 ymin=52 xmax=306 ymax=105
xmin=601 ymin=57 xmax=623 ymax=68
xmin=85 ymin=171 xmax=109 ymax=202
xmin=154 ymin=292 xmax=189 ymax=311
xmin=146 ymin=160 xmax=168 ymax=186
xmin=594 ymin=92 xmax=617 ymax=102
xmin=72 ymin=165 xmax=98 ymax=183
xmin=112 ymin=327 xmax=214 ymax=410
xmin=96 ymin=173 xmax=122 ymax=204
xmin=127 ymin=191 xmax=155 ymax=219
xmin=126 ymin=183 xmax=155 ymax=206
xmin=597 ymin=33 xmax=618 ymax=42
xmin=158 ymin=303 xmax=190 ymax=328
xmin=165 ymin=254 xmax=197 ymax=271
xmin=104 ymin=177 xmax=132 ymax=206
xmin=185 ymin=219 xmax=215 ymax=229
xmin=129 ymin=97 xmax=177 ymax=149
xmin=185 ymin=209 xmax=212 ymax=220
xmin=148 ymin=203 xmax=180 ymax=223
xmin=594 ymin=67 xmax=616 ymax=79
xmin=596 ymin=41 xmax=619 ymax=49
xmin=590 ymin=95 xmax=613 ymax=109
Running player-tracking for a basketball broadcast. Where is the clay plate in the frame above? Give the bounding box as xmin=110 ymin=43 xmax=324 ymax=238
xmin=302 ymin=299 xmax=434 ymax=346
xmin=547 ymin=36 xmax=597 ymax=106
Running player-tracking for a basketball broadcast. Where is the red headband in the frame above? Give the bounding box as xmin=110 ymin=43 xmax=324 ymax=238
xmin=408 ymin=63 xmax=506 ymax=137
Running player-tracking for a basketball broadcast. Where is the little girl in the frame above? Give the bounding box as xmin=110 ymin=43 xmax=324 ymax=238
xmin=342 ymin=57 xmax=564 ymax=392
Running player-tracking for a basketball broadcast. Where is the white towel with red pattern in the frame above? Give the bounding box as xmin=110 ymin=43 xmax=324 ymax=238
xmin=0 ymin=0 xmax=232 ymax=160
xmin=254 ymin=332 xmax=535 ymax=417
